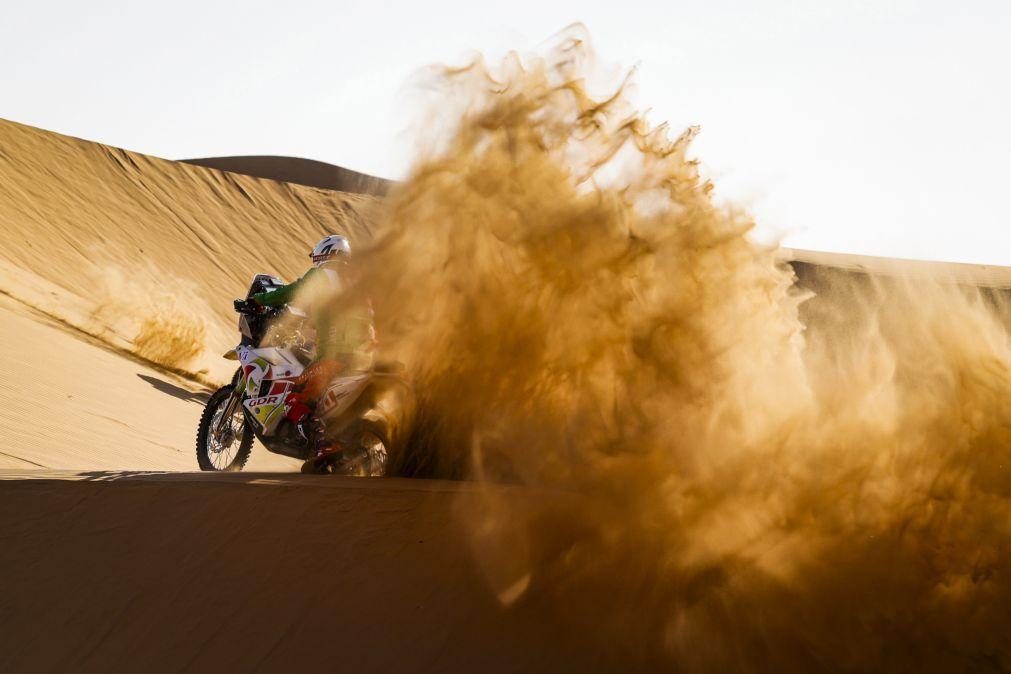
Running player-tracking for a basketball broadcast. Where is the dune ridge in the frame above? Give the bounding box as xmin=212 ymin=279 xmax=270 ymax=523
xmin=184 ymin=154 xmax=393 ymax=195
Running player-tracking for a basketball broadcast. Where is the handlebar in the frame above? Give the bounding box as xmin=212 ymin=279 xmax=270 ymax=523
xmin=233 ymin=298 xmax=262 ymax=314
xmin=234 ymin=299 xmax=296 ymax=322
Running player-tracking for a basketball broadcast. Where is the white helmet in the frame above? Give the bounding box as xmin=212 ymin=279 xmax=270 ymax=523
xmin=310 ymin=234 xmax=351 ymax=267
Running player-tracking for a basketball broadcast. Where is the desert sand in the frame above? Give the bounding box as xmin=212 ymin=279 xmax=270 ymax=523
xmin=0 ymin=472 xmax=628 ymax=673
xmin=0 ymin=293 xmax=297 ymax=471
xmin=0 ymin=118 xmax=376 ymax=381
xmin=3 ymin=117 xmax=1010 ymax=672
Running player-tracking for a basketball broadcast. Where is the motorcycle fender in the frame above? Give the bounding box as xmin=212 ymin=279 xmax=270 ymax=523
xmin=223 ymin=349 xmax=239 ymax=360
xmin=318 ymin=375 xmax=370 ymax=421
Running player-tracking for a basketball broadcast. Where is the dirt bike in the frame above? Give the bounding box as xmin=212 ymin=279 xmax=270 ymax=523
xmin=195 ymin=274 xmax=413 ymax=475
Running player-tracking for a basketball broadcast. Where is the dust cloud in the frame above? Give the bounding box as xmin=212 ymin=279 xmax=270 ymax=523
xmin=356 ymin=28 xmax=1011 ymax=672
xmin=85 ymin=265 xmax=224 ymax=379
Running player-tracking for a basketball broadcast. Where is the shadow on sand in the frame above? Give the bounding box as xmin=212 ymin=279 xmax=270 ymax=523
xmin=136 ymin=373 xmax=210 ymax=404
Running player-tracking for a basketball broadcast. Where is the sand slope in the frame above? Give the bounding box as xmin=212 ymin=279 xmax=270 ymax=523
xmin=0 ymin=118 xmax=377 ymax=378
xmin=0 ymin=294 xmax=296 ymax=471
xmin=0 ymin=472 xmax=630 ymax=674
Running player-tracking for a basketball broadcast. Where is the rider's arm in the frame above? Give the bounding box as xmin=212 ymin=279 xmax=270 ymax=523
xmin=251 ymin=268 xmax=320 ymax=307
xmin=308 ymin=291 xmax=374 ymax=368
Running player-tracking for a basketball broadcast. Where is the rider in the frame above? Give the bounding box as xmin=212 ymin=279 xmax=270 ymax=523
xmin=249 ymin=234 xmax=375 ymax=460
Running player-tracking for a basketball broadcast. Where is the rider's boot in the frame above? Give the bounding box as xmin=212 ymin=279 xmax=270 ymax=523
xmin=297 ymin=414 xmax=341 ymax=459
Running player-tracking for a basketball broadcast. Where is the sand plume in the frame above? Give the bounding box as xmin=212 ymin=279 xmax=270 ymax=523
xmin=355 ymin=28 xmax=1011 ymax=672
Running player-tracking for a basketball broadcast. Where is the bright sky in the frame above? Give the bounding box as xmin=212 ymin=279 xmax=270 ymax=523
xmin=3 ymin=0 xmax=1009 ymax=264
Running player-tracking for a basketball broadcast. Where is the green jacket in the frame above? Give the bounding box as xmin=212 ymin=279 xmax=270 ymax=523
xmin=253 ymin=267 xmax=374 ymax=370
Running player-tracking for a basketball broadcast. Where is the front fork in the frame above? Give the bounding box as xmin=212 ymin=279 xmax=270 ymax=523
xmin=213 ymin=373 xmax=246 ymax=435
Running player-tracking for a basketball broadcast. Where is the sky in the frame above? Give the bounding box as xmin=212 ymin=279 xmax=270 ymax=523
xmin=2 ymin=0 xmax=1009 ymax=264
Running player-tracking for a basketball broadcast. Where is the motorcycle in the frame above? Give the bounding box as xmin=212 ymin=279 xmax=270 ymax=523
xmin=195 ymin=274 xmax=413 ymax=475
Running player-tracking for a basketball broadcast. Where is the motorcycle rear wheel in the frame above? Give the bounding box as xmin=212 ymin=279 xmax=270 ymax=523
xmin=196 ymin=385 xmax=253 ymax=471
xmin=301 ymin=424 xmax=389 ymax=476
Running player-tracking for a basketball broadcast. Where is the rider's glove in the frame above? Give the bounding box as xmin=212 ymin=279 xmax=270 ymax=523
xmin=234 ymin=298 xmax=260 ymax=313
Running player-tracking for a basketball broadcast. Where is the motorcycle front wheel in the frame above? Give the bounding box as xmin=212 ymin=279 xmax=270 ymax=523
xmin=196 ymin=385 xmax=253 ymax=471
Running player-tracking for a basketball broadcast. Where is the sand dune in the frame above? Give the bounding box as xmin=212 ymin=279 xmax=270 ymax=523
xmin=0 ymin=118 xmax=377 ymax=380
xmin=0 ymin=119 xmax=344 ymax=473
xmin=3 ymin=116 xmax=1011 ymax=672
xmin=784 ymin=247 xmax=1011 ymax=289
